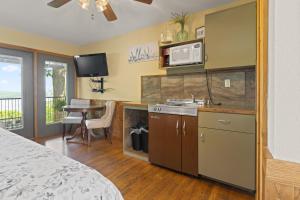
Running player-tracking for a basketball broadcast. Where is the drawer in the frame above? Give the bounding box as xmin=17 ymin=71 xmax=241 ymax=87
xmin=198 ymin=112 xmax=255 ymax=133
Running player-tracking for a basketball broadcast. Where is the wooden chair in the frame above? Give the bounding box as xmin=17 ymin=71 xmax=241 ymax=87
xmin=62 ymin=99 xmax=90 ymax=139
xmin=85 ymin=101 xmax=116 ymax=146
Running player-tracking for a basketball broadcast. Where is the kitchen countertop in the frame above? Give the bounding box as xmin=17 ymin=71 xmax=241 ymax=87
xmin=122 ymin=102 xmax=256 ymax=115
xmin=122 ymin=101 xmax=148 ymax=108
xmin=197 ymin=105 xmax=256 ymax=115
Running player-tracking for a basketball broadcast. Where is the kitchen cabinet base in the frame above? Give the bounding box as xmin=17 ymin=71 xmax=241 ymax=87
xmin=198 ymin=174 xmax=256 ymax=194
xmin=149 ymin=113 xmax=198 ymax=176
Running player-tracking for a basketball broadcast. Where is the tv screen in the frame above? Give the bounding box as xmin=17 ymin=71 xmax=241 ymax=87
xmin=74 ymin=53 xmax=108 ymax=77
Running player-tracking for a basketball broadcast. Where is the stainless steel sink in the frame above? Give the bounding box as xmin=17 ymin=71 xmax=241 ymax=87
xmin=166 ymin=99 xmax=206 ymax=106
xmin=165 ymin=102 xmax=198 ymax=107
xmin=148 ymin=99 xmax=204 ymax=116
xmin=148 ymin=104 xmax=198 ymax=116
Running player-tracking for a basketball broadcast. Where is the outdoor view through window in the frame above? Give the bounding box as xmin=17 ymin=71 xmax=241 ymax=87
xmin=45 ymin=61 xmax=67 ymax=125
xmin=0 ymin=55 xmax=22 ymax=130
xmin=0 ymin=57 xmax=68 ymax=130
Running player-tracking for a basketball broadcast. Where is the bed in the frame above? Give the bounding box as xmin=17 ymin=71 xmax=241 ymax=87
xmin=0 ymin=127 xmax=123 ymax=200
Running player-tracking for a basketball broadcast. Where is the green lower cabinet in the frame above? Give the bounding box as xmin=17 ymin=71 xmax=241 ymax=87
xmin=198 ymin=112 xmax=256 ymax=191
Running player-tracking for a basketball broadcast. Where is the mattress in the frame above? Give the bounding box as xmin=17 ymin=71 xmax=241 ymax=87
xmin=0 ymin=128 xmax=123 ymax=200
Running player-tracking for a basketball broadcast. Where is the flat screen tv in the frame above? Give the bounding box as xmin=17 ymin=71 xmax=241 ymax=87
xmin=74 ymin=53 xmax=108 ymax=77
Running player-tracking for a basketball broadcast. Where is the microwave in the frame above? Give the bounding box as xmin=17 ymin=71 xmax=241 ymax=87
xmin=169 ymin=42 xmax=203 ymax=66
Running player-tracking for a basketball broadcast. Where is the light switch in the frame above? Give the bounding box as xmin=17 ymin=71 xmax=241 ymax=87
xmin=225 ymin=79 xmax=231 ymax=88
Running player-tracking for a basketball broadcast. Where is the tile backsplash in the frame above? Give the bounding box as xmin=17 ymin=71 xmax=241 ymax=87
xmin=141 ymin=68 xmax=256 ymax=108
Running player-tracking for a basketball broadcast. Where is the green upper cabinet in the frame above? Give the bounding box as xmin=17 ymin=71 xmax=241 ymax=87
xmin=205 ymin=2 xmax=256 ymax=69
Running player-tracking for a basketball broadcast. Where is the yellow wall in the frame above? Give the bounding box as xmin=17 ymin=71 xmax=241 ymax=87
xmin=77 ymin=0 xmax=254 ymax=101
xmin=0 ymin=0 xmax=254 ymax=101
xmin=78 ymin=23 xmax=166 ymax=101
xmin=0 ymin=26 xmax=79 ymax=56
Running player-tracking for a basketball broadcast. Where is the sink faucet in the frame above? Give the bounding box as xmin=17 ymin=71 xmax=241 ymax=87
xmin=191 ymin=94 xmax=195 ymax=103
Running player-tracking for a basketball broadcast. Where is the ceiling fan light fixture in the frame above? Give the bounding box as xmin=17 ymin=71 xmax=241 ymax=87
xmin=79 ymin=0 xmax=90 ymax=10
xmin=47 ymin=0 xmax=153 ymax=22
xmin=95 ymin=0 xmax=108 ymax=12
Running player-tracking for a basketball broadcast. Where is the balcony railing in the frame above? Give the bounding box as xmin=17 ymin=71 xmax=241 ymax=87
xmin=0 ymin=98 xmax=23 ymax=130
xmin=0 ymin=96 xmax=67 ymax=129
xmin=46 ymin=96 xmax=66 ymax=124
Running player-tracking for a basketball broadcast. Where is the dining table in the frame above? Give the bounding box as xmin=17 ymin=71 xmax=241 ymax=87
xmin=63 ymin=104 xmax=105 ymax=144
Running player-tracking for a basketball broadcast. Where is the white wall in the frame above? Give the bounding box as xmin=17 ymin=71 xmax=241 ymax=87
xmin=268 ymin=0 xmax=300 ymax=163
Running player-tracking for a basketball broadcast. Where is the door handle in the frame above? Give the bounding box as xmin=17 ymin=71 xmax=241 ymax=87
xmin=183 ymin=120 xmax=186 ymax=136
xmin=176 ymin=120 xmax=179 ymax=136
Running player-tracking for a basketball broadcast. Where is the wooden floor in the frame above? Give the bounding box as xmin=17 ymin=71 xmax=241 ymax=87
xmin=35 ymin=136 xmax=255 ymax=200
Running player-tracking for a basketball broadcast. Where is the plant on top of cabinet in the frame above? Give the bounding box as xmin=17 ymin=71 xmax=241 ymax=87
xmin=205 ymin=2 xmax=256 ymax=69
xmin=172 ymin=12 xmax=189 ymax=42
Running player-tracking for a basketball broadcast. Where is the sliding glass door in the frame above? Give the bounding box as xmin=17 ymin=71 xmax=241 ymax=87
xmin=0 ymin=48 xmax=75 ymax=138
xmin=37 ymin=54 xmax=75 ymax=136
xmin=0 ymin=48 xmax=34 ymax=138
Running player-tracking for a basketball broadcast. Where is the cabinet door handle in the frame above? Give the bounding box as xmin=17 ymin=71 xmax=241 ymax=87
xmin=205 ymin=55 xmax=208 ymax=62
xmin=183 ymin=120 xmax=186 ymax=136
xmin=217 ymin=119 xmax=231 ymax=125
xmin=176 ymin=120 xmax=179 ymax=136
xmin=199 ymin=133 xmax=205 ymax=142
xmin=150 ymin=115 xmax=160 ymax=119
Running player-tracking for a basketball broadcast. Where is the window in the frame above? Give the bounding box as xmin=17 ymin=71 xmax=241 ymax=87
xmin=0 ymin=55 xmax=23 ymax=130
xmin=45 ymin=61 xmax=67 ymax=124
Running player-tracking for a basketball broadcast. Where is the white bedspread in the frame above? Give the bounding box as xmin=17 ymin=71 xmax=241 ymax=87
xmin=0 ymin=128 xmax=123 ymax=200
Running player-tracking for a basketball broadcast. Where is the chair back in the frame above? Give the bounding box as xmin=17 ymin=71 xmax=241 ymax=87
xmin=69 ymin=99 xmax=90 ymax=117
xmin=100 ymin=101 xmax=116 ymax=128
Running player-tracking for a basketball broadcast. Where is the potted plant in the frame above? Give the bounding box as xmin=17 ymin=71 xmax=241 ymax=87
xmin=172 ymin=12 xmax=189 ymax=42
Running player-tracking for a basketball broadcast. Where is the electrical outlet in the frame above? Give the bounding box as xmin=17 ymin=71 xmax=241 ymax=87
xmin=225 ymin=79 xmax=231 ymax=88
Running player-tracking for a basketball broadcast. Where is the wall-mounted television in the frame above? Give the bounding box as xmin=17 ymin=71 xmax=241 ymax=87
xmin=74 ymin=53 xmax=108 ymax=77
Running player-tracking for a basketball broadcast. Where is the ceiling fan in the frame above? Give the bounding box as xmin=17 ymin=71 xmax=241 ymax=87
xmin=47 ymin=0 xmax=153 ymax=22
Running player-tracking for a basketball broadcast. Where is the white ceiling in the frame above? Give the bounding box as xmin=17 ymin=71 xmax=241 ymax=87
xmin=0 ymin=0 xmax=234 ymax=45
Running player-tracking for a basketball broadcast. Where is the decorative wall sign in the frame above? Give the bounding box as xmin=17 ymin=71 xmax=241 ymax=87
xmin=128 ymin=43 xmax=159 ymax=63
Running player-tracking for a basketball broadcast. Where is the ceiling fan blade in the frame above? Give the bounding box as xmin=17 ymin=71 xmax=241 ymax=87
xmin=47 ymin=0 xmax=71 ymax=8
xmin=134 ymin=0 xmax=153 ymax=4
xmin=103 ymin=3 xmax=117 ymax=22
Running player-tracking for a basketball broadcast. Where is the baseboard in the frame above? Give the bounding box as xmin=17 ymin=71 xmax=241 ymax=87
xmin=35 ymin=132 xmax=61 ymax=139
xmin=263 ymin=146 xmax=300 ymax=199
